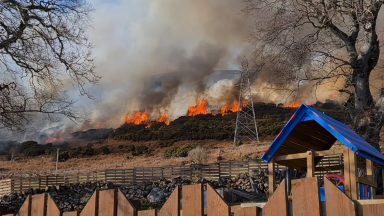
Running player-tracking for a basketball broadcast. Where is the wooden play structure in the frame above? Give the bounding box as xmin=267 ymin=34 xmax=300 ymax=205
xmin=263 ymin=104 xmax=384 ymax=215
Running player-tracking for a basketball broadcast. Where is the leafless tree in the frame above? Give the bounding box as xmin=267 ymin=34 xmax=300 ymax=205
xmin=245 ymin=0 xmax=384 ymax=149
xmin=0 ymin=0 xmax=98 ymax=130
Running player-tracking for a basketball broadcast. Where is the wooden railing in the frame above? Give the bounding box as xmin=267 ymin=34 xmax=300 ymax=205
xmin=0 ymin=156 xmax=342 ymax=197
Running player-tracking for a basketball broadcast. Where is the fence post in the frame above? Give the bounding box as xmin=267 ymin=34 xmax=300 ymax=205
xmin=11 ymin=178 xmax=14 ymax=193
xmin=218 ymin=162 xmax=221 ymax=179
xmin=161 ymin=168 xmax=164 ymax=179
xmin=38 ymin=175 xmax=41 ymax=190
xmin=132 ymin=169 xmax=136 ymax=184
xmin=229 ymin=161 xmax=232 ymax=178
xmin=247 ymin=161 xmax=250 ymax=174
xmin=123 ymin=169 xmax=126 ymax=184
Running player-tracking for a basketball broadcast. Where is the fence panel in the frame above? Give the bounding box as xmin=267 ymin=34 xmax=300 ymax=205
xmin=291 ymin=177 xmax=321 ymax=216
xmin=0 ymin=157 xmax=342 ymax=197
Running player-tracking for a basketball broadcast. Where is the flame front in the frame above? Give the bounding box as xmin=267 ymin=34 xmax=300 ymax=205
xmin=123 ymin=98 xmax=254 ymax=126
xmin=284 ymin=102 xmax=301 ymax=108
xmin=187 ymin=99 xmax=208 ymax=116
xmin=125 ymin=112 xmax=150 ymax=125
xmin=157 ymin=114 xmax=171 ymax=125
xmin=220 ymin=100 xmax=248 ymax=116
xmin=45 ymin=137 xmax=65 ymax=144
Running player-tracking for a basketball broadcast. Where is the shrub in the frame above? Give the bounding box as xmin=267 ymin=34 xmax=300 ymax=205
xmin=126 ymin=144 xmax=135 ymax=152
xmin=188 ymin=146 xmax=207 ymax=164
xmin=83 ymin=144 xmax=95 ymax=157
xmin=69 ymin=147 xmax=83 ymax=157
xmin=164 ymin=145 xmax=195 ymax=158
xmin=20 ymin=141 xmax=46 ymax=156
xmin=52 ymin=151 xmax=70 ymax=162
xmin=100 ymin=146 xmax=110 ymax=155
xmin=132 ymin=145 xmax=150 ymax=156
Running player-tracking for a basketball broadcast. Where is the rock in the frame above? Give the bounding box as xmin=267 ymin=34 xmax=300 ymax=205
xmin=147 ymin=187 xmax=164 ymax=203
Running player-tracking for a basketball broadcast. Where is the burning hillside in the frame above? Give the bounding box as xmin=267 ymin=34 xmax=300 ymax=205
xmin=108 ymin=101 xmax=347 ymax=142
xmin=121 ymin=98 xmax=250 ymax=127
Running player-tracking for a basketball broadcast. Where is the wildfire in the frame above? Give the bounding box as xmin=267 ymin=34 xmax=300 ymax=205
xmin=157 ymin=114 xmax=171 ymax=126
xmin=187 ymin=99 xmax=208 ymax=116
xmin=220 ymin=104 xmax=229 ymax=115
xmin=123 ymin=98 xmax=252 ymax=126
xmin=125 ymin=112 xmax=150 ymax=125
xmin=220 ymin=100 xmax=249 ymax=116
xmin=45 ymin=137 xmax=65 ymax=144
xmin=284 ymin=102 xmax=301 ymax=108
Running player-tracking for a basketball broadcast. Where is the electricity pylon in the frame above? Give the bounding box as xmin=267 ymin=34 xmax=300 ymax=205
xmin=234 ymin=60 xmax=259 ymax=145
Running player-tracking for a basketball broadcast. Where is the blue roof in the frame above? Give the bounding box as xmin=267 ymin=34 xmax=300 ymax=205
xmin=262 ymin=104 xmax=384 ymax=166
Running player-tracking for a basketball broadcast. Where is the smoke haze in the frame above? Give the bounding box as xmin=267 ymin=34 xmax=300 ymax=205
xmin=0 ymin=0 xmax=355 ymax=142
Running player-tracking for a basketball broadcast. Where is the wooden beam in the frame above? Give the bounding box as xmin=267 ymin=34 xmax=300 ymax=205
xmin=268 ymin=160 xmax=276 ymax=197
xmin=315 ymin=149 xmax=343 ymax=157
xmin=315 ymin=165 xmax=343 ymax=171
xmin=275 ymin=149 xmax=343 ymax=162
xmin=275 ymin=152 xmax=308 ymax=161
xmin=307 ymin=151 xmax=315 ymax=178
xmin=357 ymin=177 xmax=377 ymax=188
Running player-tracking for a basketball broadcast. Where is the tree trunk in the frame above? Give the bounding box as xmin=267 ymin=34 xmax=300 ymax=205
xmin=349 ymin=34 xmax=382 ymax=150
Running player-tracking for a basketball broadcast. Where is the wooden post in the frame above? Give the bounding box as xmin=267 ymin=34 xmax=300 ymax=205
xmin=349 ymin=149 xmax=358 ymax=200
xmin=343 ymin=148 xmax=351 ymax=198
xmin=344 ymin=149 xmax=357 ymax=200
xmin=366 ymin=159 xmax=375 ymax=197
xmin=366 ymin=159 xmax=374 ymax=178
xmin=161 ymin=168 xmax=164 ymax=179
xmin=306 ymin=151 xmax=315 ymax=178
xmin=218 ymin=162 xmax=221 ymax=179
xmin=268 ymin=160 xmax=276 ymax=197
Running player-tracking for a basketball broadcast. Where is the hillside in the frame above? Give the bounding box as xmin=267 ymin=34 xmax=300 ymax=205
xmin=0 ymin=102 xmax=349 ymax=176
xmin=90 ymin=102 xmax=348 ymax=142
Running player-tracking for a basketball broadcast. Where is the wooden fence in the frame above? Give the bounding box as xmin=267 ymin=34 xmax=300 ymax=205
xmin=0 ymin=156 xmax=342 ymax=197
xmin=4 ymin=177 xmax=384 ymax=216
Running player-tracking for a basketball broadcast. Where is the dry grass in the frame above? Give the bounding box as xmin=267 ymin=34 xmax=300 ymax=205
xmin=0 ymin=140 xmax=271 ymax=176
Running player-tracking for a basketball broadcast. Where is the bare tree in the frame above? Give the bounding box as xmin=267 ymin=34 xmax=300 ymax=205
xmin=0 ymin=0 xmax=98 ymax=130
xmin=245 ymin=0 xmax=384 ymax=149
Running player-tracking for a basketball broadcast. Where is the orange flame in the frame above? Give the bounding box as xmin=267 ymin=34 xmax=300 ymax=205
xmin=231 ymin=101 xmax=241 ymax=113
xmin=187 ymin=99 xmax=208 ymax=116
xmin=45 ymin=137 xmax=65 ymax=144
xmin=220 ymin=104 xmax=229 ymax=116
xmin=220 ymin=100 xmax=249 ymax=116
xmin=125 ymin=112 xmax=150 ymax=125
xmin=284 ymin=102 xmax=301 ymax=108
xmin=157 ymin=114 xmax=171 ymax=126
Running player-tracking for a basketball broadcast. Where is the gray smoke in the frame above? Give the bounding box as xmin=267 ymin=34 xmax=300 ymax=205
xmin=82 ymin=0 xmax=252 ymax=127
